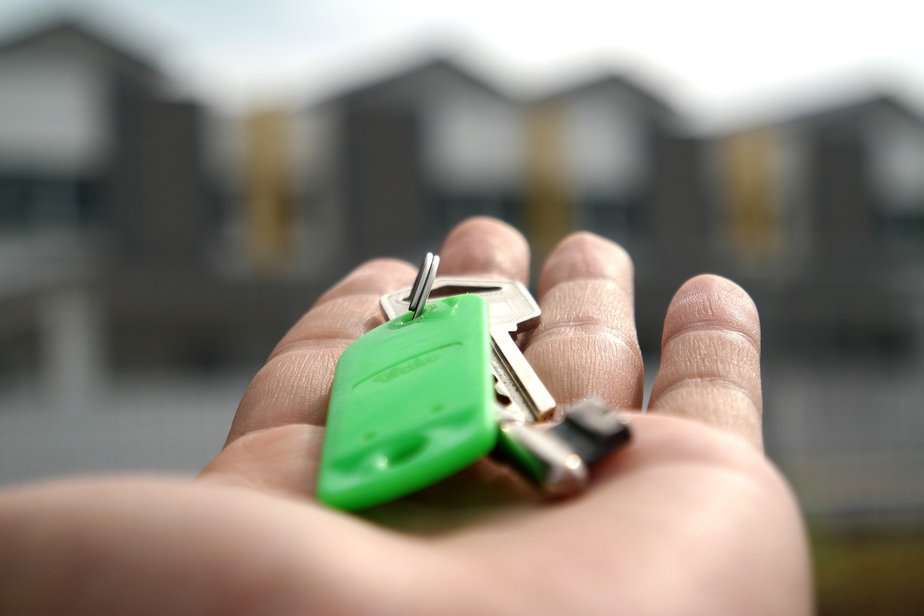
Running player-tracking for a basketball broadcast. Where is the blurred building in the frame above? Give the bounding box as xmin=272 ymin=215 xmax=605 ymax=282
xmin=0 ymin=19 xmax=212 ymax=260
xmin=707 ymin=94 xmax=924 ymax=353
xmin=0 ymin=18 xmax=193 ymax=407
xmin=526 ymin=73 xmax=678 ymax=250
xmin=298 ymin=57 xmax=526 ymax=264
xmin=520 ymin=73 xmax=710 ymax=344
xmin=0 ymin=19 xmax=154 ymax=230
xmin=0 ymin=18 xmax=324 ymax=416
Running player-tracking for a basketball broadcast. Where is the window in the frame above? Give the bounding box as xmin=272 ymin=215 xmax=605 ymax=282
xmin=0 ymin=173 xmax=105 ymax=228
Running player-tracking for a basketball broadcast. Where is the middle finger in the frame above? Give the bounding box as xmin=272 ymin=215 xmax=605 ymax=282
xmin=524 ymin=232 xmax=644 ymax=410
xmin=438 ymin=216 xmax=531 ymax=283
xmin=226 ymin=258 xmax=416 ymax=443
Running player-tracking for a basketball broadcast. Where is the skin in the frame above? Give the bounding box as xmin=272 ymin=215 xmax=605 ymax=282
xmin=0 ymin=217 xmax=813 ymax=615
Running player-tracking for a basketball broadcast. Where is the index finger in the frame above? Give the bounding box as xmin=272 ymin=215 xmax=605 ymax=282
xmin=202 ymin=258 xmax=416 ymax=498
xmin=226 ymin=258 xmax=416 ymax=443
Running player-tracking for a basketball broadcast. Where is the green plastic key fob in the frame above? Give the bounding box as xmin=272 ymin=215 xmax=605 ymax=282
xmin=317 ymin=294 xmax=495 ymax=510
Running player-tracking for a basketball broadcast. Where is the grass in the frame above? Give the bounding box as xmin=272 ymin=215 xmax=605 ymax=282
xmin=813 ymin=526 xmax=924 ymax=615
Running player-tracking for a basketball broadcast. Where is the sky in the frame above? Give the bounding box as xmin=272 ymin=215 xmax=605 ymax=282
xmin=1 ymin=0 xmax=923 ymax=123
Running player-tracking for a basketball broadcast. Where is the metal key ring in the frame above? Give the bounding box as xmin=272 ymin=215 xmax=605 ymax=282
xmin=407 ymin=252 xmax=439 ymax=319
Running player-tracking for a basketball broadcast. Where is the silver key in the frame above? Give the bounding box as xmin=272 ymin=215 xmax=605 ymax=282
xmin=495 ymin=399 xmax=632 ymax=495
xmin=381 ymin=277 xmax=557 ymax=422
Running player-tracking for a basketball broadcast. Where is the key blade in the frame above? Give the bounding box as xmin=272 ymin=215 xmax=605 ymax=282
xmin=491 ymin=324 xmax=556 ymax=422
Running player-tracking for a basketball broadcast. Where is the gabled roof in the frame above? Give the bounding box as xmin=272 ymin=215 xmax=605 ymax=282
xmin=704 ymin=85 xmax=924 ymax=138
xmin=793 ymin=92 xmax=924 ymax=129
xmin=0 ymin=17 xmax=162 ymax=81
xmin=532 ymin=70 xmax=676 ymax=117
xmin=312 ymin=54 xmax=515 ymax=108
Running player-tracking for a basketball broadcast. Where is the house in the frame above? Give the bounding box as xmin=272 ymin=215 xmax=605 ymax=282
xmin=0 ymin=18 xmax=156 ymax=229
xmin=298 ymin=56 xmax=526 ymax=265
xmin=296 ymin=64 xmax=708 ymax=343
xmin=526 ymin=72 xmax=686 ymax=254
xmin=704 ymin=92 xmax=924 ymax=352
xmin=0 ymin=18 xmax=314 ymax=413
xmin=0 ymin=18 xmax=208 ymax=262
xmin=526 ymin=72 xmax=712 ymax=345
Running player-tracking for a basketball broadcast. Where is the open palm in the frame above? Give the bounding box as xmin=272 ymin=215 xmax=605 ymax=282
xmin=0 ymin=218 xmax=811 ymax=615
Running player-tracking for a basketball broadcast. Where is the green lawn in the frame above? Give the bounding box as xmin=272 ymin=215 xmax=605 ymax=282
xmin=813 ymin=527 xmax=924 ymax=615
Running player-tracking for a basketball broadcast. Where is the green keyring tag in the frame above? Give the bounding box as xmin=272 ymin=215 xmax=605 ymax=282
xmin=317 ymin=294 xmax=495 ymax=510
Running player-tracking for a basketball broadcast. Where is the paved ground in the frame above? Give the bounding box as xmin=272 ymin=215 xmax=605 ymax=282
xmin=0 ymin=374 xmax=246 ymax=485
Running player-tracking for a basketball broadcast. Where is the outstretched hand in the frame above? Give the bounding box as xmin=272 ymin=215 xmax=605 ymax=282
xmin=0 ymin=218 xmax=812 ymax=615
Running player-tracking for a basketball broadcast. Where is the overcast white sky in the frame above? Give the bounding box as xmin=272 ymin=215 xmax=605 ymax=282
xmin=2 ymin=0 xmax=924 ymax=122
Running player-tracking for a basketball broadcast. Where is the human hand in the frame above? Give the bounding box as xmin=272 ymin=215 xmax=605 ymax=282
xmin=0 ymin=218 xmax=812 ymax=614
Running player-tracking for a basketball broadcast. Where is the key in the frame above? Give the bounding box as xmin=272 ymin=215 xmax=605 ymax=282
xmin=382 ymin=274 xmax=632 ymax=494
xmin=316 ymin=293 xmax=495 ymax=510
xmin=381 ymin=277 xmax=556 ymax=423
xmin=319 ymin=254 xmax=632 ymax=509
xmin=495 ymin=399 xmax=632 ymax=495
